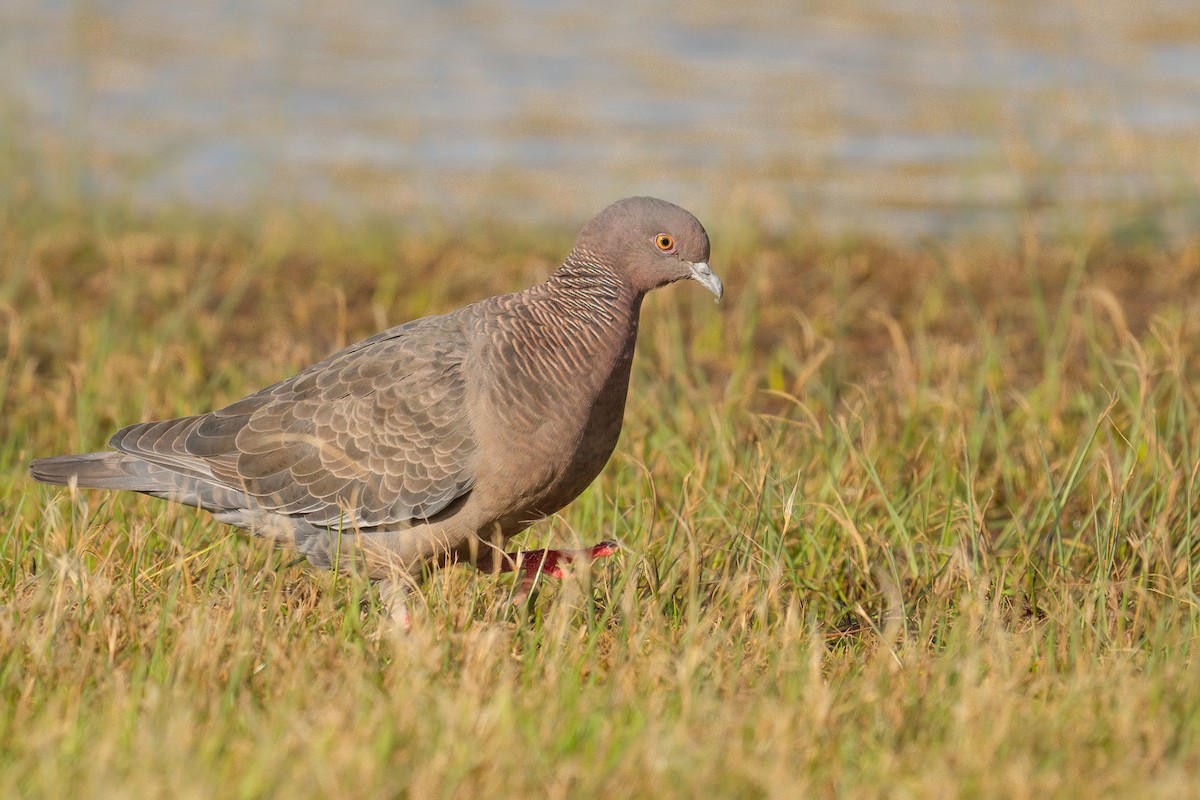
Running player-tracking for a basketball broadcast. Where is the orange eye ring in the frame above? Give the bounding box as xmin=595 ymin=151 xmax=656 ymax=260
xmin=655 ymin=234 xmax=675 ymax=252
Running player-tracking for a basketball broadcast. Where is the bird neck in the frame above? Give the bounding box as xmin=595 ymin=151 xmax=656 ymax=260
xmin=482 ymin=250 xmax=642 ymax=429
xmin=520 ymin=248 xmax=643 ymax=380
xmin=545 ymin=248 xmax=639 ymax=331
xmin=549 ymin=246 xmax=632 ymax=302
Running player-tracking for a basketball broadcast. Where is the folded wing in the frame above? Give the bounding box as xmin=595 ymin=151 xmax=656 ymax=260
xmin=108 ymin=317 xmax=479 ymax=529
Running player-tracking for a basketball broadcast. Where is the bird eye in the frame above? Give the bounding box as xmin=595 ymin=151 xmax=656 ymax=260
xmin=655 ymin=234 xmax=675 ymax=252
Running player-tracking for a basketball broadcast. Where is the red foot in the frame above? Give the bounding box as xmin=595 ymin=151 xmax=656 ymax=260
xmin=505 ymin=540 xmax=619 ymax=602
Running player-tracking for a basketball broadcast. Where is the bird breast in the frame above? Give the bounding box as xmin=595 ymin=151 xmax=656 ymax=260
xmin=471 ymin=301 xmax=639 ymax=520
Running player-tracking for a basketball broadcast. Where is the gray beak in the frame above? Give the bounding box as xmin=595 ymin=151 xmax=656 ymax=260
xmin=689 ymin=261 xmax=724 ymax=301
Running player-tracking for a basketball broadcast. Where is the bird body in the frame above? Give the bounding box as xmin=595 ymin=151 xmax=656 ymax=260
xmin=30 ymin=197 xmax=722 ymax=618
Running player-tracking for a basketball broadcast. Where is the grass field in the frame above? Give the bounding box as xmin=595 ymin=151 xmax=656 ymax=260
xmin=2 ymin=198 xmax=1200 ymax=798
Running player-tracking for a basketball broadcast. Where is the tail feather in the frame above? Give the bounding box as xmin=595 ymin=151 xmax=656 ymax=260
xmin=29 ymin=451 xmax=159 ymax=490
xmin=30 ymin=450 xmax=250 ymax=516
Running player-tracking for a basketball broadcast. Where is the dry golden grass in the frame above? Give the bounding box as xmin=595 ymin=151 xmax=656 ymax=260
xmin=3 ymin=200 xmax=1200 ymax=798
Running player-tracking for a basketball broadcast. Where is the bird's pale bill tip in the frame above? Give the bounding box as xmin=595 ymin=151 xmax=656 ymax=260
xmin=689 ymin=261 xmax=724 ymax=302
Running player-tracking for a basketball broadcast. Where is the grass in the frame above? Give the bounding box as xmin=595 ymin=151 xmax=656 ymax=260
xmin=2 ymin=196 xmax=1200 ymax=798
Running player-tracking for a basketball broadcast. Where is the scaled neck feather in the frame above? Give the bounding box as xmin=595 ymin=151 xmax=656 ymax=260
xmin=543 ymin=246 xmax=638 ymax=330
xmin=525 ymin=246 xmax=641 ymax=372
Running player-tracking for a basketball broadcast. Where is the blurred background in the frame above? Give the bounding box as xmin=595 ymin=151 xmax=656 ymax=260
xmin=2 ymin=0 xmax=1198 ymax=239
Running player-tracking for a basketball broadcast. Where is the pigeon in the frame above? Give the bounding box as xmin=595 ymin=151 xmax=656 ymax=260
xmin=30 ymin=196 xmax=723 ymax=625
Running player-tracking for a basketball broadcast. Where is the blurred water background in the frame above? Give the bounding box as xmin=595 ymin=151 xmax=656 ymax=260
xmin=2 ymin=0 xmax=1198 ymax=238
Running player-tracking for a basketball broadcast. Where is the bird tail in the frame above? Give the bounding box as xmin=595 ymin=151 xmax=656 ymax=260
xmin=29 ymin=451 xmax=162 ymax=492
xmin=31 ymin=450 xmax=251 ymax=518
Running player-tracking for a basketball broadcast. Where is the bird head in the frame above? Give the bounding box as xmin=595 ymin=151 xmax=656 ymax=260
xmin=573 ymin=197 xmax=723 ymax=301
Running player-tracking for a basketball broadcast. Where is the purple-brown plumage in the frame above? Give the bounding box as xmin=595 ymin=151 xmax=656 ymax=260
xmin=29 ymin=197 xmax=722 ymax=625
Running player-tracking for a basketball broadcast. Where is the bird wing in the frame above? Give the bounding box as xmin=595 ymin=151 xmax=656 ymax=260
xmin=108 ymin=316 xmax=479 ymax=528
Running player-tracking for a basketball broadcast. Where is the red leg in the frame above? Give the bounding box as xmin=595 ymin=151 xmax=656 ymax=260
xmin=492 ymin=540 xmax=619 ymax=603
